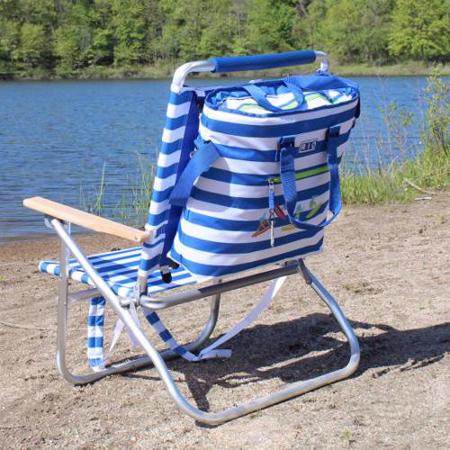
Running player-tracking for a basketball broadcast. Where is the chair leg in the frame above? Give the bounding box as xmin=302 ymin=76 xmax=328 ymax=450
xmin=111 ymin=261 xmax=360 ymax=425
xmin=55 ymin=236 xmax=221 ymax=385
xmin=53 ymin=219 xmax=360 ymax=424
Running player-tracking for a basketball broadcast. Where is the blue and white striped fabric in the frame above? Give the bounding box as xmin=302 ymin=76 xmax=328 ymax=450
xmin=87 ymin=297 xmax=106 ymax=370
xmin=167 ymin=78 xmax=360 ymax=281
xmin=138 ymin=87 xmax=202 ymax=284
xmin=39 ymin=247 xmax=198 ymax=370
xmin=39 ymin=246 xmax=197 ymax=297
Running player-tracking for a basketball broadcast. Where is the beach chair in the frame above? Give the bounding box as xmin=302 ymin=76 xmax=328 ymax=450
xmin=23 ymin=50 xmax=361 ymax=425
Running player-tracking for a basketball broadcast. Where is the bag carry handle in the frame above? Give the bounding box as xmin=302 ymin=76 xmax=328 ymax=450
xmin=170 ymin=127 xmax=344 ymax=232
xmin=170 ymin=138 xmax=221 ymax=207
xmin=241 ymin=81 xmax=305 ymax=113
xmin=279 ymin=125 xmax=342 ymax=232
xmin=209 ymin=50 xmax=318 ymax=73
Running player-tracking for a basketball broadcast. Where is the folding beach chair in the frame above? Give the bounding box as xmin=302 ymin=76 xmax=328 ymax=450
xmin=24 ymin=50 xmax=361 ymax=425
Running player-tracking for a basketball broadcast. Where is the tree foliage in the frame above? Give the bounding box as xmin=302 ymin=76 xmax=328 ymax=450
xmin=389 ymin=0 xmax=450 ymax=61
xmin=0 ymin=0 xmax=448 ymax=76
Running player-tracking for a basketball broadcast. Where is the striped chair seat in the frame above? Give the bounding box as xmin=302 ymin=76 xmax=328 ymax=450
xmin=39 ymin=246 xmax=196 ymax=298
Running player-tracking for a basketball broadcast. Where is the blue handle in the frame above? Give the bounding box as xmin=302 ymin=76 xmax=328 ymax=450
xmin=242 ymin=80 xmax=304 ymax=113
xmin=170 ymin=138 xmax=221 ymax=207
xmin=280 ymin=126 xmax=342 ymax=232
xmin=209 ymin=50 xmax=316 ymax=73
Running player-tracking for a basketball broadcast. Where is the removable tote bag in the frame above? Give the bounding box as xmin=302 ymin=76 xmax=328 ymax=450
xmin=168 ymin=74 xmax=360 ymax=281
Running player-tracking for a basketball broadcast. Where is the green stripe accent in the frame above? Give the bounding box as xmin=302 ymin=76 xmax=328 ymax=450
xmin=269 ymin=164 xmax=328 ymax=184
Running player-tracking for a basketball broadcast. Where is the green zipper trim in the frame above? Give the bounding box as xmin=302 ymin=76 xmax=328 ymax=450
xmin=269 ymin=164 xmax=328 ymax=184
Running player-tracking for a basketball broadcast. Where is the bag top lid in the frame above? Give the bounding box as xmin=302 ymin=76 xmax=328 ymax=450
xmin=205 ymin=73 xmax=359 ymax=117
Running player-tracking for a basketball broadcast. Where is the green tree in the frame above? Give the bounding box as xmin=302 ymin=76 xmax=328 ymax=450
xmin=111 ymin=0 xmax=148 ymax=65
xmin=0 ymin=19 xmax=20 ymax=72
xmin=311 ymin=0 xmax=394 ymax=64
xmin=236 ymin=0 xmax=297 ymax=54
xmin=18 ymin=0 xmax=57 ymax=28
xmin=389 ymin=0 xmax=450 ymax=61
xmin=14 ymin=23 xmax=51 ymax=67
xmin=198 ymin=0 xmax=236 ymax=58
xmin=157 ymin=0 xmax=206 ymax=61
xmin=53 ymin=2 xmax=95 ymax=73
xmin=90 ymin=0 xmax=114 ymax=65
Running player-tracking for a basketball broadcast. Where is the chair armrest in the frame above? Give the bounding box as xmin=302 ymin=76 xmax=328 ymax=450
xmin=23 ymin=196 xmax=152 ymax=243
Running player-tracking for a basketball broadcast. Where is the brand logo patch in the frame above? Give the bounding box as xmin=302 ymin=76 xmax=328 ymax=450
xmin=298 ymin=140 xmax=317 ymax=152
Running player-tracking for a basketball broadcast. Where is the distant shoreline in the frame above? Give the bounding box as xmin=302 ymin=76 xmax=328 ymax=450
xmin=1 ymin=62 xmax=449 ymax=81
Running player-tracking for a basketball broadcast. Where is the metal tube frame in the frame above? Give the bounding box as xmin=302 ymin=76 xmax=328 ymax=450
xmin=171 ymin=50 xmax=329 ymax=93
xmin=51 ymin=219 xmax=359 ymax=424
xmin=55 ymin=221 xmax=221 ymax=385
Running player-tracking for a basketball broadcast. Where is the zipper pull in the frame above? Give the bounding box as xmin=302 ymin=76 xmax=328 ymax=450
xmin=270 ymin=217 xmax=275 ymax=247
xmin=268 ymin=178 xmax=276 ymax=247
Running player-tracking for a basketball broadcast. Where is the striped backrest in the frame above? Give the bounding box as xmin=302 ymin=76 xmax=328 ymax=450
xmin=137 ymin=87 xmax=202 ymax=287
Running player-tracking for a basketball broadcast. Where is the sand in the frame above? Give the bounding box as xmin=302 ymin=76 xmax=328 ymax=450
xmin=0 ymin=194 xmax=449 ymax=449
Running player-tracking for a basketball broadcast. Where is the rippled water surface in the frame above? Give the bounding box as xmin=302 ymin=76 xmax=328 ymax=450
xmin=0 ymin=76 xmax=441 ymax=240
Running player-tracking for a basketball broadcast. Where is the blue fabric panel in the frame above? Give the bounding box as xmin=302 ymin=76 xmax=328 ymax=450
xmin=156 ymin=162 xmax=178 ymax=179
xmin=201 ymin=161 xmax=328 ymax=186
xmin=178 ymin=223 xmax=322 ymax=253
xmin=170 ymin=140 xmax=221 ymax=207
xmin=165 ymin=115 xmax=189 ymax=131
xmin=209 ymin=50 xmax=316 ymax=73
xmin=89 ymin=358 xmax=104 ymax=367
xmin=87 ymin=337 xmax=104 ymax=347
xmin=171 ymin=239 xmax=323 ymax=277
xmin=190 ymin=182 xmax=329 ymax=209
xmin=87 ymin=315 xmax=104 ymax=327
xmin=151 ymin=186 xmax=174 ymax=203
xmin=160 ymin=92 xmax=200 ymax=266
xmin=200 ymin=106 xmax=357 ymax=137
xmin=147 ymin=312 xmax=159 ymax=325
xmin=168 ymin=90 xmax=193 ymax=105
xmin=160 ymin=140 xmax=183 ymax=155
xmin=183 ymin=201 xmax=328 ymax=232
xmin=159 ymin=329 xmax=172 ymax=341
xmin=286 ymin=74 xmax=359 ymax=92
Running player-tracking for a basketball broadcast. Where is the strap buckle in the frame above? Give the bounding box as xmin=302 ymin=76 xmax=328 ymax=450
xmin=327 ymin=125 xmax=341 ymax=139
xmin=276 ymin=136 xmax=296 ymax=161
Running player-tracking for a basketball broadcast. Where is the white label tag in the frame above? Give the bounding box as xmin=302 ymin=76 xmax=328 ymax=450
xmin=298 ymin=140 xmax=317 ymax=152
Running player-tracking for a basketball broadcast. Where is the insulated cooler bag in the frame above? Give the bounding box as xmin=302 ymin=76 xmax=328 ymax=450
xmin=169 ymin=74 xmax=360 ymax=280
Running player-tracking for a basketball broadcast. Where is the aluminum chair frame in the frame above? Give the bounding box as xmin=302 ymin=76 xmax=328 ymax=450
xmin=51 ymin=218 xmax=359 ymax=425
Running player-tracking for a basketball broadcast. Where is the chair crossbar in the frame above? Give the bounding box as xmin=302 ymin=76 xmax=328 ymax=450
xmin=140 ymin=261 xmax=301 ymax=310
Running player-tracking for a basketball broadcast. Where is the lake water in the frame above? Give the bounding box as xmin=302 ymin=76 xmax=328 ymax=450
xmin=0 ymin=76 xmax=440 ymax=241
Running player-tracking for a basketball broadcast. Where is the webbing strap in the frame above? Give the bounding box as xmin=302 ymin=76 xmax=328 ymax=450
xmin=169 ymin=138 xmax=221 ymax=208
xmin=143 ymin=276 xmax=287 ymax=362
xmin=87 ymin=296 xmax=106 ymax=372
xmin=86 ymin=278 xmax=286 ymax=369
xmin=87 ymin=297 xmax=143 ymax=372
xmin=242 ymin=82 xmax=304 ymax=113
xmin=280 ymin=125 xmax=342 ymax=232
xmin=109 ymin=301 xmax=141 ymax=355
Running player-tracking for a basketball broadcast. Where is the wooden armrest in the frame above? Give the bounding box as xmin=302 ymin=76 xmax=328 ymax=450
xmin=23 ymin=196 xmax=152 ymax=243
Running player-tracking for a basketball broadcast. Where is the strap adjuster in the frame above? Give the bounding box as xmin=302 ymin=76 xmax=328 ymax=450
xmin=277 ymin=136 xmax=296 ymax=161
xmin=327 ymin=125 xmax=341 ymax=139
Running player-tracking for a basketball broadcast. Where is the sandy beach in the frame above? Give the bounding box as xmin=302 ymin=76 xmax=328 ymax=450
xmin=0 ymin=194 xmax=449 ymax=449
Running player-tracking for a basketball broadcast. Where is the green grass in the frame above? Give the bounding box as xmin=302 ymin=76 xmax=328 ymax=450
xmin=342 ymin=149 xmax=450 ymax=204
xmin=342 ymin=71 xmax=450 ymax=204
xmin=3 ymin=60 xmax=450 ymax=81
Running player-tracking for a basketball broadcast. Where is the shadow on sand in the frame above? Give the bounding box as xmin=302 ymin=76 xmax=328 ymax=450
xmin=124 ymin=313 xmax=449 ymax=422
